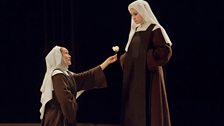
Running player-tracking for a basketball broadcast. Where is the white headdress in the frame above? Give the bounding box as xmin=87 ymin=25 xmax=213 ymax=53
xmin=39 ymin=46 xmax=68 ymax=119
xmin=125 ymin=0 xmax=172 ymax=51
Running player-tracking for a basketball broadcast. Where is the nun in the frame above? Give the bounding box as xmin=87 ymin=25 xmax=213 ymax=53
xmin=120 ymin=0 xmax=172 ymax=126
xmin=40 ymin=46 xmax=117 ymax=126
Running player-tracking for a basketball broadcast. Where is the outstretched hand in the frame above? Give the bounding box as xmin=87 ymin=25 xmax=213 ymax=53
xmin=106 ymin=54 xmax=118 ymax=64
xmin=100 ymin=54 xmax=117 ymax=70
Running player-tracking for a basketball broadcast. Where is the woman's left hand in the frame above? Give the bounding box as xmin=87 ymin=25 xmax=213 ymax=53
xmin=100 ymin=54 xmax=117 ymax=70
xmin=107 ymin=54 xmax=118 ymax=64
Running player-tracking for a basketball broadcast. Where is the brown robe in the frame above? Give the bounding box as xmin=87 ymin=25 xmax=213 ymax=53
xmin=41 ymin=66 xmax=107 ymax=126
xmin=120 ymin=24 xmax=172 ymax=126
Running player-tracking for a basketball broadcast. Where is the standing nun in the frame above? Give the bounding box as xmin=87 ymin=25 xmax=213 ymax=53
xmin=120 ymin=0 xmax=172 ymax=126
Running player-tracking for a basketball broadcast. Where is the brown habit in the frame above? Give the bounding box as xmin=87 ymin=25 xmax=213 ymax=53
xmin=120 ymin=24 xmax=172 ymax=126
xmin=41 ymin=66 xmax=107 ymax=126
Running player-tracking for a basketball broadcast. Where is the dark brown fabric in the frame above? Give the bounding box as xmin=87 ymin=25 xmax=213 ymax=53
xmin=42 ymin=66 xmax=107 ymax=126
xmin=73 ymin=66 xmax=107 ymax=91
xmin=120 ymin=53 xmax=127 ymax=69
xmin=120 ymin=24 xmax=172 ymax=126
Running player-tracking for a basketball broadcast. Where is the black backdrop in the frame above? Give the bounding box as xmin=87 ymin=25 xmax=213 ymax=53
xmin=0 ymin=0 xmax=224 ymax=126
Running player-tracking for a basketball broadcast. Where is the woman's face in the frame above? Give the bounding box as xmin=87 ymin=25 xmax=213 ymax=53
xmin=129 ymin=8 xmax=144 ymax=25
xmin=61 ymin=47 xmax=71 ymax=65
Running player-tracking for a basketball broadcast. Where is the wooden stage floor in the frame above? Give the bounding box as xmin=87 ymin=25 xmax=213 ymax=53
xmin=0 ymin=123 xmax=119 ymax=126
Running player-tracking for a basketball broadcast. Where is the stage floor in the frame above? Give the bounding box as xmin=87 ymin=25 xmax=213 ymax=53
xmin=0 ymin=123 xmax=119 ymax=126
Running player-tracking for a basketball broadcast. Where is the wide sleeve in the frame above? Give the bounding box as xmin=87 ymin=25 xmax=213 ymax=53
xmin=52 ymin=73 xmax=77 ymax=124
xmin=119 ymin=52 xmax=127 ymax=69
xmin=72 ymin=66 xmax=107 ymax=91
xmin=147 ymin=28 xmax=172 ymax=70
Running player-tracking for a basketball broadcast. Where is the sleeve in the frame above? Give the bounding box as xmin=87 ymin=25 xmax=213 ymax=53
xmin=72 ymin=66 xmax=107 ymax=91
xmin=52 ymin=73 xmax=77 ymax=124
xmin=119 ymin=52 xmax=127 ymax=70
xmin=147 ymin=28 xmax=172 ymax=70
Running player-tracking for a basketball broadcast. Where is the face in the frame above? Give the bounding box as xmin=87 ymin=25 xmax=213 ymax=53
xmin=129 ymin=8 xmax=144 ymax=25
xmin=60 ymin=47 xmax=71 ymax=65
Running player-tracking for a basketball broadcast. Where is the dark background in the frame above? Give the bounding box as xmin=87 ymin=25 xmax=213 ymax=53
xmin=0 ymin=0 xmax=224 ymax=126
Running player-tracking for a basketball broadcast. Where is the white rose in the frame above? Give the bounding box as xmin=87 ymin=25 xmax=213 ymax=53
xmin=112 ymin=46 xmax=119 ymax=53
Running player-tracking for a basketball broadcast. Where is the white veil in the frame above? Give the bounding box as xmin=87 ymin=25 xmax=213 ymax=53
xmin=125 ymin=0 xmax=172 ymax=51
